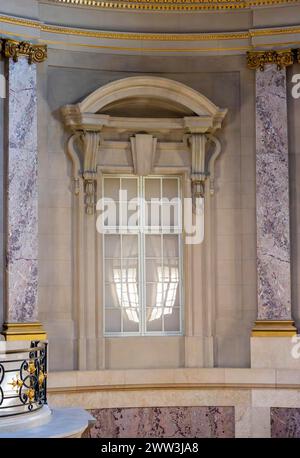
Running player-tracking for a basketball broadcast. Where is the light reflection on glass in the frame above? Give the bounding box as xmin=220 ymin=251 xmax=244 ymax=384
xmin=113 ymin=267 xmax=139 ymax=323
xmin=148 ymin=266 xmax=179 ymax=322
xmin=112 ymin=265 xmax=179 ymax=325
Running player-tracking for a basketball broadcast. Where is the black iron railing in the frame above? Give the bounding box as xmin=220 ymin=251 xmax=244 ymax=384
xmin=0 ymin=341 xmax=47 ymax=417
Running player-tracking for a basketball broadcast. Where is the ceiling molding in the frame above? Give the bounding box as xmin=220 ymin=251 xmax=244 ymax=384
xmin=47 ymin=0 xmax=300 ymax=12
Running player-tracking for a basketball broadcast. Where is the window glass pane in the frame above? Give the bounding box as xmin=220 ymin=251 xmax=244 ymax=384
xmin=162 ymin=178 xmax=178 ymax=199
xmin=161 ymin=202 xmax=179 ymax=227
xmin=103 ymin=175 xmax=182 ymax=336
xmin=123 ymin=309 xmax=140 ymax=332
xmin=146 ymin=259 xmax=162 ymax=282
xmin=164 ymin=308 xmax=180 ymax=332
xmin=104 ymin=178 xmax=120 ymax=201
xmin=163 ymin=235 xmax=179 ymax=257
xmin=105 ymin=284 xmax=119 ymax=308
xmin=146 ymin=308 xmax=163 ymax=332
xmin=104 ymin=235 xmax=121 ymax=257
xmin=105 ymin=309 xmax=121 ymax=332
xmin=105 ymin=259 xmax=121 ymax=283
xmin=144 ymin=201 xmax=160 ymax=227
xmin=121 ymin=178 xmax=138 ymax=201
xmin=145 ymin=178 xmax=160 ymax=200
xmin=122 ymin=234 xmax=138 ymax=257
xmin=145 ymin=235 xmax=161 ymax=258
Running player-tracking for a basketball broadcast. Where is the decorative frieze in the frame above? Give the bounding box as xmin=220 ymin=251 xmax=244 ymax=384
xmin=0 ymin=39 xmax=47 ymax=64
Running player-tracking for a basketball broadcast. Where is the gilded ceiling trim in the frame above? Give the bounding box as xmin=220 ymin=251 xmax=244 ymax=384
xmin=49 ymin=0 xmax=300 ymax=11
xmin=1 ymin=13 xmax=300 ymax=42
xmin=0 ymin=38 xmax=47 ymax=63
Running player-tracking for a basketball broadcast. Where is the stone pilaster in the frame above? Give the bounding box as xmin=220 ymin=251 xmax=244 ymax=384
xmin=247 ymin=50 xmax=296 ymax=337
xmin=1 ymin=40 xmax=47 ymax=340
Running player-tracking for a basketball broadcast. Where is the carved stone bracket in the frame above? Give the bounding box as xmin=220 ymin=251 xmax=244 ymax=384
xmin=247 ymin=49 xmax=294 ymax=71
xmin=66 ymin=131 xmax=101 ymax=215
xmin=0 ymin=39 xmax=47 ymax=64
xmin=189 ymin=133 xmax=222 ymax=204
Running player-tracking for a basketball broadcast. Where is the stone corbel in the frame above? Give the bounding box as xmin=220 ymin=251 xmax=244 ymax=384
xmin=67 ymin=131 xmax=101 ymax=215
xmin=189 ymin=133 xmax=222 ymax=204
xmin=130 ymin=134 xmax=157 ymax=176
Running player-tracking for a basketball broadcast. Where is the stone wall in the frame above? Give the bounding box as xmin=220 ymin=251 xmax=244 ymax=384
xmin=38 ymin=51 xmax=256 ymax=370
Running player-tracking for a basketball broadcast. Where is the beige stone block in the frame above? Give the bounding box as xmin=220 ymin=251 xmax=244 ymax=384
xmin=215 ymin=183 xmax=241 ymax=209
xmin=38 ymin=285 xmax=72 ymax=315
xmin=242 ymin=259 xmax=257 ymax=285
xmin=76 ymin=370 xmax=126 ymax=387
xmin=39 ymin=259 xmax=72 ymax=286
xmin=39 ymin=207 xmax=72 ymax=235
xmin=240 ymin=136 xmax=255 ymax=156
xmin=105 ymin=336 xmax=184 ymax=370
xmin=216 ymin=234 xmax=242 ymax=260
xmin=48 ymin=151 xmax=71 ymax=180
xmin=39 ymin=234 xmax=72 ymax=260
xmin=241 ymin=155 xmax=256 ymax=182
xmin=276 ymin=369 xmax=300 ymax=386
xmin=48 ymin=371 xmax=78 ymax=389
xmin=216 ymin=285 xmax=242 ymax=310
xmin=251 ymin=407 xmax=270 ymax=438
xmin=241 ymin=208 xmax=256 ymax=234
xmin=216 ymin=209 xmax=242 ymax=235
xmin=216 ymin=259 xmax=242 ymax=285
xmin=39 ymin=178 xmax=72 ymax=208
xmin=216 ymin=154 xmax=241 ymax=182
xmin=224 ymin=368 xmax=275 ymax=385
xmin=251 ymin=337 xmax=300 ymax=369
xmin=242 ymin=233 xmax=256 ymax=259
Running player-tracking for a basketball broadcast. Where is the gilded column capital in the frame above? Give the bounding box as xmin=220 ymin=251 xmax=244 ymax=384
xmin=247 ymin=49 xmax=294 ymax=71
xmin=0 ymin=39 xmax=47 ymax=64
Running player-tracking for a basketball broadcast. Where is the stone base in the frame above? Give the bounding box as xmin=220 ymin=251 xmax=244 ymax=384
xmin=251 ymin=336 xmax=300 ymax=368
xmin=1 ymin=322 xmax=47 ymax=341
xmin=0 ymin=407 xmax=95 ymax=438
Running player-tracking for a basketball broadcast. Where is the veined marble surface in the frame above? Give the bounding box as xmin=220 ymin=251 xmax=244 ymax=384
xmin=271 ymin=408 xmax=300 ymax=438
xmin=256 ymin=65 xmax=291 ymax=320
xmin=89 ymin=406 xmax=234 ymax=438
xmin=6 ymin=59 xmax=38 ymax=322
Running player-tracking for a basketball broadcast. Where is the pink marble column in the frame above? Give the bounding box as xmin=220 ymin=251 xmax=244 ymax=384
xmin=5 ymin=58 xmax=38 ymax=323
xmin=255 ymin=64 xmax=292 ymax=321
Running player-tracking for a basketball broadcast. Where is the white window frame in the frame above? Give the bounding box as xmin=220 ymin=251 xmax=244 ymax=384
xmin=102 ymin=174 xmax=184 ymax=337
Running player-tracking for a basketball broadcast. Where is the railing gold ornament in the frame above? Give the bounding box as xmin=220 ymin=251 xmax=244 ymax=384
xmin=0 ymin=39 xmax=47 ymax=64
xmin=247 ymin=49 xmax=294 ymax=71
xmin=0 ymin=342 xmax=48 ymax=417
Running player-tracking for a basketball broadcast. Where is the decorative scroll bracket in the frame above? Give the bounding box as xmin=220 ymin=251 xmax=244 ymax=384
xmin=130 ymin=134 xmax=157 ymax=176
xmin=189 ymin=133 xmax=222 ymax=206
xmin=0 ymin=39 xmax=47 ymax=64
xmin=67 ymin=131 xmax=101 ymax=215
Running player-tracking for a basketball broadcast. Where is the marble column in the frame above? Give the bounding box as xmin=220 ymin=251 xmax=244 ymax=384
xmin=249 ymin=51 xmax=296 ymax=336
xmin=1 ymin=41 xmax=47 ymax=340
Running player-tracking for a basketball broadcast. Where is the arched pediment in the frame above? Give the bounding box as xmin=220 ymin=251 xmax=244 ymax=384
xmin=62 ymin=76 xmax=227 ymax=134
xmin=78 ymin=76 xmax=222 ymax=117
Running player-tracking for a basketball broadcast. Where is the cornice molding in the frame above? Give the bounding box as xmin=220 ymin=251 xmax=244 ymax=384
xmin=0 ymin=38 xmax=47 ymax=63
xmin=247 ymin=49 xmax=294 ymax=70
xmin=48 ymin=0 xmax=300 ymax=12
xmin=1 ymin=13 xmax=300 ymax=43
